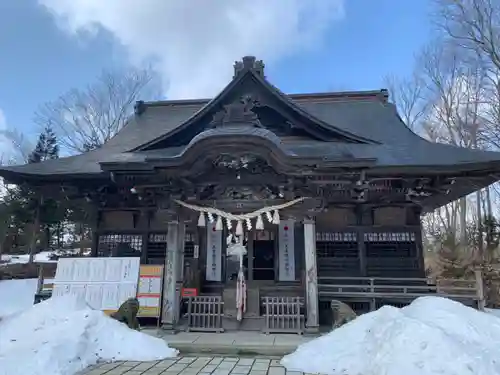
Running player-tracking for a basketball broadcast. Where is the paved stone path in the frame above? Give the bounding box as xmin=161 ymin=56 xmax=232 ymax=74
xmin=82 ymin=356 xmax=310 ymax=375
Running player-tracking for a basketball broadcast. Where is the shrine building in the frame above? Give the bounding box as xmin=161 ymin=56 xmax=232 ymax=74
xmin=1 ymin=56 xmax=499 ymax=332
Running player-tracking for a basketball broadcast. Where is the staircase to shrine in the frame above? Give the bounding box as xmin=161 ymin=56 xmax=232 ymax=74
xmin=222 ymin=286 xmax=263 ymax=331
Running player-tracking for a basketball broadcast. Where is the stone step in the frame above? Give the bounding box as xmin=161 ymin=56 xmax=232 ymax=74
xmin=222 ymin=316 xmax=264 ymax=331
xmin=149 ymin=330 xmax=315 ymax=356
xmin=223 ymin=286 xmax=261 ymax=318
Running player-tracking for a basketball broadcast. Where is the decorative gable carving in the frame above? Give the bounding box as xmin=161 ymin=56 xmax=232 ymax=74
xmin=210 ymin=95 xmax=262 ymax=128
xmin=136 ymin=56 xmax=376 ymax=151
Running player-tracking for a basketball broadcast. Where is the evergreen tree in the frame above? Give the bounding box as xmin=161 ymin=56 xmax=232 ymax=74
xmin=28 ymin=125 xmax=59 ymax=163
xmin=18 ymin=125 xmax=65 ymax=256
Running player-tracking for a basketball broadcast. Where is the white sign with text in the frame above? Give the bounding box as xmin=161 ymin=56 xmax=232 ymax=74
xmin=278 ymin=220 xmax=296 ymax=281
xmin=205 ymin=223 xmax=223 ymax=281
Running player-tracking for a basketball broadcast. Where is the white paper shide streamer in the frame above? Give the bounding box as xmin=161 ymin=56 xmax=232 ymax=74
xmin=174 ymin=197 xmax=306 ymax=322
xmin=174 ymin=197 xmax=306 ymax=233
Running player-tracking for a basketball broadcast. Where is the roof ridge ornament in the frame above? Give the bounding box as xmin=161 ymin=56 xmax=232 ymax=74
xmin=134 ymin=100 xmax=146 ymax=116
xmin=233 ymin=56 xmax=265 ymax=78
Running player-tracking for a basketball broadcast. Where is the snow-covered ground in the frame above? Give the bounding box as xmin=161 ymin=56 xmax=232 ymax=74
xmin=4 ymin=276 xmax=500 ymax=375
xmin=0 ymin=295 xmax=178 ymax=375
xmin=0 ymin=248 xmax=90 ymax=266
xmin=1 ymin=251 xmax=57 ymax=265
xmin=282 ymin=296 xmax=500 ymax=375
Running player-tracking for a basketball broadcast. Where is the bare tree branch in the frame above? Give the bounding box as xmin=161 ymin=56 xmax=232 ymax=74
xmin=34 ymin=66 xmax=161 ymax=154
xmin=0 ymin=129 xmax=33 ymax=164
xmin=433 ymin=0 xmax=500 ymax=152
xmin=384 ymin=72 xmax=429 ymax=131
xmin=434 ymin=0 xmax=500 ymax=72
xmin=417 ymin=42 xmax=488 ymax=148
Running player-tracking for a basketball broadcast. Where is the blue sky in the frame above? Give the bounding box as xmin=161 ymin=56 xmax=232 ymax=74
xmin=0 ymin=0 xmax=433 ymax=147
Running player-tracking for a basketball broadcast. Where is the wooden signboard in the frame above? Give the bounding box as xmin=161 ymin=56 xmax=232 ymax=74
xmin=137 ymin=265 xmax=164 ymax=318
xmin=50 ymin=259 xmax=164 ymax=326
xmin=52 ymin=257 xmax=141 ymax=314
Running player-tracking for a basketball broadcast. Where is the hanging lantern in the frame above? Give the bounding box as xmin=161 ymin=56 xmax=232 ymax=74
xmin=236 ymin=220 xmax=244 ymax=236
xmin=215 ymin=215 xmax=223 ymax=231
xmin=272 ymin=210 xmax=280 ymax=224
xmin=246 ymin=218 xmax=252 ymax=230
xmin=197 ymin=212 xmax=206 ymax=227
xmin=207 ymin=212 xmax=214 ymax=223
xmin=256 ymin=214 xmax=264 ymax=230
xmin=265 ymin=211 xmax=273 ymax=223
xmin=226 ymin=217 xmax=232 ymax=230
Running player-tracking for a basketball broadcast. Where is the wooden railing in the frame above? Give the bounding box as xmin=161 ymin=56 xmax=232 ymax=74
xmin=262 ymin=296 xmax=304 ymax=335
xmin=184 ymin=296 xmax=224 ymax=333
xmin=318 ymin=273 xmax=485 ymax=310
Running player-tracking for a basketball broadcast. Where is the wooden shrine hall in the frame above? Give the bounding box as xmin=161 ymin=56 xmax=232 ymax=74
xmin=1 ymin=56 xmax=499 ymax=333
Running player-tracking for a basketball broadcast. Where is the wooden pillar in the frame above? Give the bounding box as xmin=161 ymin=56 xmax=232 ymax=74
xmin=475 ymin=269 xmax=486 ymax=311
xmin=303 ymin=218 xmax=319 ymax=333
xmin=161 ymin=219 xmax=185 ymax=330
xmin=356 ymin=206 xmax=366 ymax=276
xmin=414 ymin=207 xmax=426 ymax=278
xmin=139 ymin=210 xmax=150 ymax=264
xmin=90 ymin=208 xmax=101 ymax=257
xmin=178 ymin=222 xmax=186 ymax=282
xmin=414 ymin=224 xmax=426 ymax=278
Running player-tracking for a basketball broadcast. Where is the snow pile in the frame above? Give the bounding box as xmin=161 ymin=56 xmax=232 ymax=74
xmin=486 ymin=308 xmax=500 ymax=319
xmin=0 ymin=279 xmax=40 ymax=317
xmin=282 ymin=296 xmax=500 ymax=375
xmin=0 ymin=295 xmax=178 ymax=375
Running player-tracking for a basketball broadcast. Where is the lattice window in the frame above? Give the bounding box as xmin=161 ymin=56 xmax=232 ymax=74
xmin=147 ymin=232 xmax=196 ymax=264
xmin=184 ymin=232 xmax=195 ymax=258
xmin=364 ymin=232 xmax=415 ymax=242
xmin=316 ymin=232 xmax=358 ymax=258
xmin=97 ymin=234 xmax=142 ymax=257
xmin=364 ymin=231 xmax=417 ymax=258
xmin=147 ymin=233 xmax=167 ymax=264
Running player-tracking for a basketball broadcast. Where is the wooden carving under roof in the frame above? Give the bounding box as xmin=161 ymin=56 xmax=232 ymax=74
xmin=209 ymin=94 xmax=262 ymax=128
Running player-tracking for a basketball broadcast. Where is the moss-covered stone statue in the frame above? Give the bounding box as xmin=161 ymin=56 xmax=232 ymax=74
xmin=110 ymin=297 xmax=141 ymax=331
xmin=331 ymin=299 xmax=357 ymax=329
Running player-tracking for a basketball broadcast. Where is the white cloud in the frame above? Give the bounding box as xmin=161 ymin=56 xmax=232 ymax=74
xmin=38 ymin=0 xmax=344 ymax=99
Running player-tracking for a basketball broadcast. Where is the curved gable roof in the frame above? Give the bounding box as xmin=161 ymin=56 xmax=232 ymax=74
xmin=133 ymin=66 xmax=380 ymax=151
xmin=3 ymin=56 xmax=500 ymax=186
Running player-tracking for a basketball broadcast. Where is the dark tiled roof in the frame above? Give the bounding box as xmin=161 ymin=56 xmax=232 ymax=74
xmin=3 ymin=75 xmax=500 ymax=178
